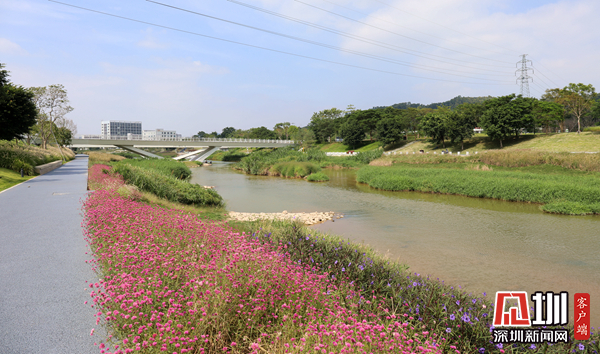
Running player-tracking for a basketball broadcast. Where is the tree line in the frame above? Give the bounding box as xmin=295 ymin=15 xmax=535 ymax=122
xmin=306 ymin=84 xmax=599 ymax=149
xmin=0 ymin=63 xmax=76 ymax=148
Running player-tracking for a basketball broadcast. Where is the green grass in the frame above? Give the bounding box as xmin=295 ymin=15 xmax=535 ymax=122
xmin=356 ymin=164 xmax=600 ymax=215
xmin=396 ymin=132 xmax=600 ymax=153
xmin=112 ymin=163 xmax=223 ymax=206
xmin=306 ymin=171 xmax=330 ymax=181
xmin=271 ymin=161 xmax=320 ymax=178
xmin=316 ymin=140 xmax=383 ymax=152
xmin=115 ymin=158 xmax=192 ymax=180
xmin=0 ymin=167 xmax=35 ymax=192
xmin=375 ymin=149 xmax=600 ymax=173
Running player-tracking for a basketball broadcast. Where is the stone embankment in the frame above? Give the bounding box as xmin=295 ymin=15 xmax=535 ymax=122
xmin=229 ymin=210 xmax=343 ymax=225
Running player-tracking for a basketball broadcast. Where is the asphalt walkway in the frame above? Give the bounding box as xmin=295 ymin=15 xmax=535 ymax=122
xmin=0 ymin=155 xmax=101 ymax=354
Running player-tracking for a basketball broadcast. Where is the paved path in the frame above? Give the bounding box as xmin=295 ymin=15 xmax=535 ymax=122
xmin=0 ymin=155 xmax=101 ymax=354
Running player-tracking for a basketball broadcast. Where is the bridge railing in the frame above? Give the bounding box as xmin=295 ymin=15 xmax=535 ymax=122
xmin=78 ymin=135 xmax=295 ymax=144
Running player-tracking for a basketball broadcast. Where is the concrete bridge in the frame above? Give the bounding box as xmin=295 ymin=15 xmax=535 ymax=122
xmin=70 ymin=137 xmax=295 ymax=160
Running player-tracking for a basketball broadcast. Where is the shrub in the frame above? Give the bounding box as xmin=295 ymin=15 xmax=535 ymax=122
xmin=112 ymin=163 xmax=223 ymax=206
xmin=349 ymin=149 xmax=383 ymax=164
xmin=270 ymin=161 xmax=320 ymax=178
xmin=115 ymin=158 xmax=192 ymax=180
xmin=0 ymin=140 xmax=74 ymax=175
xmin=86 ymin=152 xmax=126 ymax=164
xmin=306 ymin=171 xmax=329 ymax=181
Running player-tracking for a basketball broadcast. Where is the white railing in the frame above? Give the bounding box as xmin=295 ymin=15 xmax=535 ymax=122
xmin=326 ymin=152 xmax=358 ymax=156
xmin=79 ymin=135 xmax=294 ymax=144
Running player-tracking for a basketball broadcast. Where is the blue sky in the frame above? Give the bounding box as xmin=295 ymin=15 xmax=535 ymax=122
xmin=1 ymin=0 xmax=598 ymax=136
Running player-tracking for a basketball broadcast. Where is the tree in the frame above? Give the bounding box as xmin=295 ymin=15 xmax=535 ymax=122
xmin=446 ymin=110 xmax=476 ymax=150
xmin=419 ymin=111 xmax=449 ymax=148
xmin=273 ymin=122 xmax=292 ymax=140
xmin=376 ymin=116 xmax=406 ymax=146
xmin=532 ymin=100 xmax=563 ymax=134
xmin=55 ymin=126 xmax=73 ymax=146
xmin=291 ymin=127 xmax=315 ymax=148
xmin=376 ymin=107 xmax=406 ymax=146
xmin=220 ymin=127 xmax=235 ymax=138
xmin=544 ymin=83 xmax=597 ymax=134
xmin=195 ymin=131 xmax=207 ymax=138
xmin=308 ymin=108 xmax=345 ymax=143
xmin=456 ymin=102 xmax=486 ymax=127
xmin=340 ymin=116 xmax=366 ymax=149
xmin=1 ymin=85 xmax=38 ymax=141
xmin=248 ymin=126 xmax=277 ymax=139
xmin=405 ymin=107 xmax=431 ymax=139
xmin=29 ymin=84 xmax=74 ymax=149
xmin=287 ymin=125 xmax=299 ymax=140
xmin=354 ymin=109 xmax=382 ymax=141
xmin=0 ymin=63 xmax=38 ymax=141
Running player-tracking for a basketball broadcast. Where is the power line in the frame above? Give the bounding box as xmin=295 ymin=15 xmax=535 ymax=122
xmin=534 ymin=61 xmax=567 ymax=86
xmin=295 ymin=0 xmax=515 ymax=65
xmin=318 ymin=0 xmax=513 ymax=58
xmin=47 ymin=1 xmax=515 ymax=85
xmin=226 ymin=0 xmax=513 ymax=76
xmin=531 ymin=65 xmax=560 ymax=88
xmin=367 ymin=0 xmax=520 ymax=55
xmin=147 ymin=0 xmax=512 ymax=82
xmin=530 ymin=71 xmax=553 ymax=91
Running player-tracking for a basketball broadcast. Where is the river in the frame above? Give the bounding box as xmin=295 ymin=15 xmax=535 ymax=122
xmin=191 ymin=163 xmax=600 ymax=327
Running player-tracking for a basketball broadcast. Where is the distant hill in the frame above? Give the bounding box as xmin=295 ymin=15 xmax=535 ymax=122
xmin=375 ymin=95 xmax=494 ymax=110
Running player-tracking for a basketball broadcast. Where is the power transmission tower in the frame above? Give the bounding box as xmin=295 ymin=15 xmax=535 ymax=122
xmin=516 ymin=54 xmax=534 ymax=97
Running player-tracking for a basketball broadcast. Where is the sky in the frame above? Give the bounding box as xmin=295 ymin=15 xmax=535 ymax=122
xmin=1 ymin=0 xmax=599 ymax=136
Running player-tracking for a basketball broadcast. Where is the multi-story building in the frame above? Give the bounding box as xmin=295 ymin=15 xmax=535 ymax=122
xmin=142 ymin=129 xmax=181 ymax=140
xmin=101 ymin=121 xmax=142 ymax=139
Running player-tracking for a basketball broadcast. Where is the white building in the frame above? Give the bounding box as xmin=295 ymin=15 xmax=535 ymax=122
xmin=142 ymin=129 xmax=181 ymax=140
xmin=101 ymin=121 xmax=142 ymax=139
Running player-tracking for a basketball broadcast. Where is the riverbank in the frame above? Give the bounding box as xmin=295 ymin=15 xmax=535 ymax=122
xmin=84 ymin=159 xmax=600 ymax=353
xmin=228 ymin=210 xmax=342 ymax=225
xmin=362 ymin=150 xmax=600 ymax=215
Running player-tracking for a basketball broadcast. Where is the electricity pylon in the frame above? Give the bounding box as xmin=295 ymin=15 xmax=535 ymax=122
xmin=516 ymin=54 xmax=534 ymax=97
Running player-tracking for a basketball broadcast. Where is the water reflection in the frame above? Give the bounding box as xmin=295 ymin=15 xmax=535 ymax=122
xmin=192 ymin=163 xmax=600 ymax=327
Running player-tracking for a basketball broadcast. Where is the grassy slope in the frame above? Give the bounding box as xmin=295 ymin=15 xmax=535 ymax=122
xmin=397 ymin=132 xmax=600 ymax=153
xmin=316 ymin=140 xmax=382 ymax=152
xmin=0 ymin=167 xmax=34 ymax=192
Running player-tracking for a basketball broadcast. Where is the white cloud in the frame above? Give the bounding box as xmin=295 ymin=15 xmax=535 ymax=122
xmin=137 ymin=29 xmax=169 ymax=49
xmin=0 ymin=38 xmax=28 ymax=55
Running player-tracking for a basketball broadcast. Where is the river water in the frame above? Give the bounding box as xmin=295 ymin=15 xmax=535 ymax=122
xmin=191 ymin=163 xmax=600 ymax=327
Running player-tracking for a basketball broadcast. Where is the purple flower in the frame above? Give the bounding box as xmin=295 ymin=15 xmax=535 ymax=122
xmin=479 ymin=348 xmax=485 ymax=353
xmin=450 ymin=314 xmax=456 ymax=321
xmin=530 ymin=345 xmax=536 ymax=349
xmin=579 ymin=343 xmax=585 ymax=351
xmin=446 ymin=328 xmax=451 ymax=333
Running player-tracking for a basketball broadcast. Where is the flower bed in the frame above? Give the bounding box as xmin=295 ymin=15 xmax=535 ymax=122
xmin=83 ymin=167 xmax=442 ymax=354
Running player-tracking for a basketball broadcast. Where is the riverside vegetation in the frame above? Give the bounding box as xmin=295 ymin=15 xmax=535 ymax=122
xmin=84 ymin=151 xmax=599 ymax=354
xmin=234 ymin=147 xmax=383 ymax=179
xmin=88 ymin=153 xmax=222 ymax=207
xmin=363 ymin=150 xmax=600 ymax=215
